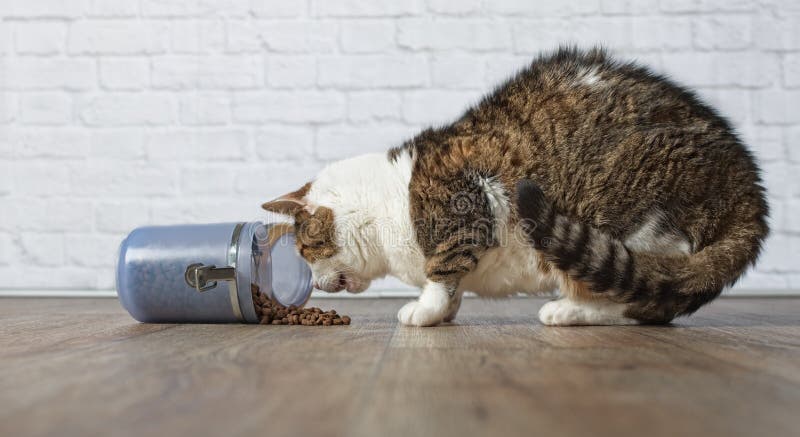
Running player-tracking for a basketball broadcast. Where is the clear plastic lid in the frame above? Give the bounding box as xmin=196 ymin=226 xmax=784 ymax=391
xmin=251 ymin=223 xmax=313 ymax=308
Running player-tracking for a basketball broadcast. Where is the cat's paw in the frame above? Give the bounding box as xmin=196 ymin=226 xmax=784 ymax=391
xmin=539 ymin=299 xmax=588 ymax=326
xmin=397 ymin=301 xmax=445 ymax=327
xmin=538 ymin=298 xmax=636 ymax=326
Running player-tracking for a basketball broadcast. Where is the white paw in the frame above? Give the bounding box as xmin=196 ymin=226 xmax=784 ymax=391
xmin=397 ymin=301 xmax=445 ymax=327
xmin=538 ymin=299 xmax=586 ymax=326
xmin=538 ymin=299 xmax=636 ymax=326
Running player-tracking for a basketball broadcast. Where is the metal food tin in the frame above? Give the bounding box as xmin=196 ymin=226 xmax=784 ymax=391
xmin=116 ymin=222 xmax=313 ymax=323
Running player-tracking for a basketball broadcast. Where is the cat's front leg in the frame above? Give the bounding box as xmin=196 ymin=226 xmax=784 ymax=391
xmin=397 ymin=281 xmax=456 ymax=327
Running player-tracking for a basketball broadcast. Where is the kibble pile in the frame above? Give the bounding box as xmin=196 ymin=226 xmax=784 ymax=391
xmin=251 ymin=285 xmax=350 ymax=326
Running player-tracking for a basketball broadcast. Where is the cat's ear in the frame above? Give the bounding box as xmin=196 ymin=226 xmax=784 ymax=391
xmin=261 ymin=182 xmax=313 ymax=216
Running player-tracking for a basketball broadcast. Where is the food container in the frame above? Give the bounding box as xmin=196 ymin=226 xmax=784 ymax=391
xmin=116 ymin=222 xmax=313 ymax=323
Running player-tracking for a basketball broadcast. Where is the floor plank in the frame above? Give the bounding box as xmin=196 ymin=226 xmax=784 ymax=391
xmin=0 ymin=297 xmax=798 ymax=437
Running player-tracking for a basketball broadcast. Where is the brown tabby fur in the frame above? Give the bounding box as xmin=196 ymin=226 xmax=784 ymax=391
xmin=388 ymin=47 xmax=768 ymax=323
xmin=261 ymin=182 xmax=339 ymax=263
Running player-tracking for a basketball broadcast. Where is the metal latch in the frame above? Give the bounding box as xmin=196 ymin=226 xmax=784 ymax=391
xmin=185 ymin=263 xmax=236 ymax=292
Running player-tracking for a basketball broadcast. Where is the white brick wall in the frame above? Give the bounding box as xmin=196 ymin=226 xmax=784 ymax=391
xmin=0 ymin=0 xmax=798 ymax=294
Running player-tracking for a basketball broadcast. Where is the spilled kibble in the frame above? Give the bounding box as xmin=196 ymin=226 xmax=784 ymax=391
xmin=251 ymin=284 xmax=350 ymax=326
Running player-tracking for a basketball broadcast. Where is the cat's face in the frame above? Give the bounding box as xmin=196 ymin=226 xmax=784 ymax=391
xmin=262 ymin=181 xmax=374 ymax=294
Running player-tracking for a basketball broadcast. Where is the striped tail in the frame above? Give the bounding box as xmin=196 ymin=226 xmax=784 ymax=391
xmin=515 ymin=180 xmax=768 ymax=323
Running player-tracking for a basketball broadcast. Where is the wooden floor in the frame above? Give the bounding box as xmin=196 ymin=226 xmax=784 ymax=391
xmin=1 ymin=297 xmax=799 ymax=437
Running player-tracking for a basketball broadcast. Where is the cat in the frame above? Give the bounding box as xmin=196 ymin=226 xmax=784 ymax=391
xmin=261 ymin=47 xmax=769 ymax=327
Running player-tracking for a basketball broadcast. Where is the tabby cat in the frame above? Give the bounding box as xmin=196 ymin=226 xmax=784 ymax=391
xmin=262 ymin=47 xmax=768 ymax=326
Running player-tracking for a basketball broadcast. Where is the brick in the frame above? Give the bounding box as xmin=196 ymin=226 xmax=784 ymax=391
xmin=756 ymin=233 xmax=800 ymax=272
xmin=630 ymin=17 xmax=692 ymax=50
xmin=754 ymin=14 xmax=800 ymax=51
xmin=99 ymin=58 xmax=149 ymax=90
xmin=236 ymin=163 xmax=324 ymax=197
xmin=432 ymin=55 xmax=487 ymax=89
xmin=311 ymin=0 xmax=423 ymax=17
xmin=517 ymin=17 xmax=689 ymax=52
xmin=402 ymin=90 xmax=480 ymax=124
xmin=141 ymin=0 xmax=249 ymax=17
xmin=151 ymin=55 xmax=260 ymax=89
xmin=600 ymin=0 xmax=659 ymax=14
xmin=427 ymin=0 xmax=483 ymax=15
xmin=348 ymin=91 xmax=402 ymax=122
xmin=262 ymin=21 xmax=338 ymax=53
xmin=265 ymin=56 xmax=317 ymax=88
xmin=79 ymin=93 xmax=175 ymax=126
xmin=250 ymin=0 xmax=307 ymax=17
xmin=69 ymin=20 xmax=170 ymax=54
xmin=3 ymin=0 xmax=87 ymax=18
xmin=0 ymin=58 xmax=95 ymax=90
xmin=513 ymin=20 xmax=572 ymax=54
xmin=660 ymin=52 xmax=779 ymax=88
xmin=698 ymin=88 xmax=751 ymax=125
xmin=71 ymin=163 xmax=178 ymax=196
xmin=180 ymin=167 xmax=237 ymax=195
xmin=225 ymin=20 xmax=263 ymax=53
xmin=754 ymin=90 xmax=800 ymax=125
xmin=760 ymin=163 xmax=795 ymax=198
xmin=9 ymin=162 xmax=71 ymax=196
xmin=14 ymin=21 xmax=66 ymax=54
xmin=179 ymin=92 xmax=230 ymax=125
xmin=741 ymin=125 xmax=784 ymax=163
xmin=65 ymin=233 xmax=126 ymax=268
xmin=398 ymin=19 xmax=511 ymax=51
xmin=170 ymin=20 xmax=226 ymax=53
xmin=19 ymin=232 xmax=64 ymax=266
xmin=0 ymin=198 xmax=94 ymax=233
xmin=340 ymin=20 xmax=396 ymax=53
xmin=768 ymin=196 xmax=785 ymax=232
xmin=0 ymin=23 xmax=10 ymax=55
xmin=0 ymin=163 xmax=11 ymax=196
xmin=0 ymin=93 xmax=16 ymax=124
xmin=0 ymin=265 xmax=98 ymax=289
xmin=693 ymin=16 xmax=752 ymax=51
xmin=487 ymin=0 xmax=600 ymax=16
xmin=3 ymin=128 xmax=89 ymax=158
xmin=660 ymin=0 xmax=753 ymax=13
xmin=787 ymin=127 xmax=800 ymax=162
xmin=90 ymin=129 xmax=146 ymax=160
xmin=485 ymin=55 xmax=534 ymax=86
xmin=316 ymin=124 xmax=418 ymax=159
xmin=233 ymin=91 xmax=346 ymax=123
xmin=784 ymin=54 xmax=800 ymax=88
xmin=19 ymin=93 xmax=71 ymax=125
xmin=0 ymin=233 xmax=14 ymax=266
xmin=733 ymin=271 xmax=790 ymax=291
xmin=150 ymin=197 xmax=262 ymax=224
xmin=318 ymin=55 xmax=428 ymax=88
xmin=254 ymin=127 xmax=314 ymax=160
xmin=95 ymin=200 xmax=151 ymax=233
xmin=145 ymin=130 xmax=248 ymax=161
xmin=18 ymin=127 xmax=88 ymax=158
xmin=85 ymin=0 xmax=139 ymax=17
xmin=785 ymin=199 xmax=800 ymax=233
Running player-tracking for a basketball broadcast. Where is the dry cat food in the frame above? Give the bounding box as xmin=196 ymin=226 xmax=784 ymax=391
xmin=251 ymin=285 xmax=350 ymax=326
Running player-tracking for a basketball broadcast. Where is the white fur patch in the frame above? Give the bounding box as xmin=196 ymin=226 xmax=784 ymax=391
xmin=574 ymin=66 xmax=602 ymax=87
xmin=398 ymin=281 xmax=450 ymax=326
xmin=625 ymin=210 xmax=691 ymax=255
xmin=538 ymin=298 xmax=636 ymax=326
xmin=304 ymin=151 xmax=427 ymax=292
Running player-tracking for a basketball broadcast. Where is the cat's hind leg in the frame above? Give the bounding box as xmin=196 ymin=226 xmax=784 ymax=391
xmin=538 ymin=298 xmax=637 ymax=326
xmin=539 ymin=272 xmax=638 ymax=326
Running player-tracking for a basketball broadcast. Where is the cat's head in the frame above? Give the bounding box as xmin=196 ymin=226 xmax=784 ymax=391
xmin=261 ymin=163 xmax=383 ymax=294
